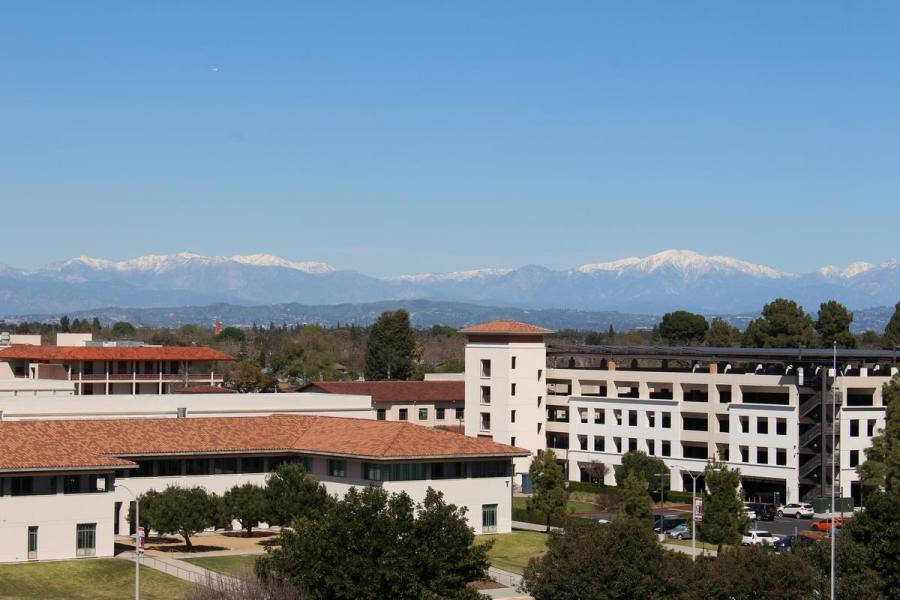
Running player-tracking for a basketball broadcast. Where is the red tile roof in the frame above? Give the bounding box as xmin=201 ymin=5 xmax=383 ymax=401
xmin=0 ymin=345 xmax=234 ymax=362
xmin=459 ymin=320 xmax=554 ymax=335
xmin=299 ymin=380 xmax=464 ymax=404
xmin=0 ymin=415 xmax=528 ymax=472
xmin=175 ymin=385 xmax=237 ymax=394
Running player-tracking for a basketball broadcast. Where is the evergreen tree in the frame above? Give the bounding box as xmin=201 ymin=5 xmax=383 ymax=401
xmin=706 ymin=317 xmax=741 ymax=347
xmin=815 ymin=300 xmax=856 ymax=348
xmin=526 ymin=450 xmax=568 ymax=531
xmin=699 ymin=461 xmax=747 ymax=552
xmin=91 ymin=317 xmax=102 ymax=334
xmin=265 ymin=463 xmax=331 ymax=526
xmin=742 ymin=298 xmax=815 ymax=348
xmin=224 ymin=483 xmax=269 ymax=537
xmin=364 ymin=310 xmax=416 ymax=380
xmin=111 ymin=321 xmax=137 ymax=339
xmin=857 ymin=374 xmax=900 ymax=492
xmin=619 ymin=471 xmax=654 ymax=521
xmin=59 ymin=315 xmax=70 ymax=333
xmin=614 ymin=451 xmax=669 ymax=498
xmin=607 ymin=324 xmax=616 ymax=343
xmin=842 ymin=490 xmax=900 ymax=599
xmin=885 ymin=301 xmax=900 ymax=349
xmin=658 ymin=310 xmax=709 ymax=345
xmin=146 ymin=486 xmax=216 ymax=550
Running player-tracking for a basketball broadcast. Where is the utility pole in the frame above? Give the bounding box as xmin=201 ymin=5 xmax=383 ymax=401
xmin=830 ymin=342 xmax=837 ymax=600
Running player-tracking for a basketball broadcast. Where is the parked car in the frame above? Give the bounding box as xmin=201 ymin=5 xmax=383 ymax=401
xmin=741 ymin=530 xmax=780 ymax=546
xmin=653 ymin=515 xmax=687 ymax=533
xmin=743 ymin=503 xmax=757 ymax=520
xmin=778 ymin=503 xmax=814 ymax=519
xmin=666 ymin=523 xmax=693 ymax=540
xmin=747 ymin=502 xmax=776 ymax=521
xmin=811 ymin=517 xmax=844 ymax=532
xmin=773 ymin=535 xmax=795 ymax=552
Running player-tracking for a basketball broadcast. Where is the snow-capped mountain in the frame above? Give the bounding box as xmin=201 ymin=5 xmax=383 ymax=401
xmin=0 ymin=250 xmax=897 ymax=317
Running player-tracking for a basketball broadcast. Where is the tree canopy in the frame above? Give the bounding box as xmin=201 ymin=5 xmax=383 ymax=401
xmin=614 ymin=451 xmax=669 ymax=497
xmin=742 ymin=298 xmax=815 ymax=348
xmin=857 ymin=374 xmax=900 ymax=493
xmin=364 ymin=309 xmax=417 ymax=380
xmin=619 ymin=471 xmax=654 ymax=521
xmin=258 ymin=486 xmax=489 ymax=600
xmin=699 ymin=461 xmax=747 ymax=552
xmin=224 ymin=483 xmax=269 ymax=537
xmin=705 ymin=317 xmax=741 ymax=347
xmin=265 ymin=462 xmax=332 ymax=527
xmin=145 ymin=485 xmax=217 ymax=549
xmin=885 ymin=301 xmax=900 ymax=349
xmin=111 ymin=321 xmax=137 ymax=339
xmin=527 ymin=450 xmax=569 ymax=531
xmin=658 ymin=310 xmax=709 ymax=345
xmin=815 ymin=300 xmax=856 ymax=349
xmin=230 ymin=359 xmax=271 ymax=393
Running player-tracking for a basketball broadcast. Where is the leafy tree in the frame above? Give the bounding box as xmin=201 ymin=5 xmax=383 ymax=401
xmin=258 ymin=486 xmax=488 ymax=600
xmin=265 ymin=463 xmax=332 ymax=527
xmin=815 ymin=300 xmax=856 ymax=348
xmin=619 ymin=471 xmax=653 ymax=521
xmin=111 ymin=321 xmax=137 ymax=338
xmin=699 ymin=461 xmax=747 ymax=552
xmin=584 ymin=331 xmax=605 ymax=345
xmin=526 ymin=450 xmax=568 ymax=531
xmin=800 ymin=532 xmax=884 ymax=600
xmin=742 ymin=298 xmax=815 ymax=348
xmin=581 ymin=460 xmax=609 ymax=486
xmin=216 ymin=327 xmax=247 ymax=343
xmin=691 ymin=545 xmax=817 ymax=600
xmin=91 ymin=317 xmax=102 ymax=334
xmin=885 ymin=301 xmax=900 ymax=349
xmin=224 ymin=483 xmax=270 ymax=537
xmin=230 ymin=360 xmax=270 ymax=393
xmin=705 ymin=317 xmax=741 ymax=347
xmin=843 ymin=490 xmax=900 ymax=599
xmin=127 ymin=489 xmax=160 ymax=534
xmin=523 ymin=517 xmax=675 ymax=600
xmin=59 ymin=315 xmax=70 ymax=333
xmin=658 ymin=311 xmax=709 ymax=345
xmin=857 ymin=375 xmax=900 ymax=492
xmin=614 ymin=451 xmax=669 ymax=497
xmin=364 ymin=309 xmax=416 ymax=380
xmin=146 ymin=485 xmax=217 ymax=550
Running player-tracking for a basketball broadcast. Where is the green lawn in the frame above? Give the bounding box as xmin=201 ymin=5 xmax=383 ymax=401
xmin=514 ymin=495 xmax=601 ymax=515
xmin=182 ymin=554 xmax=260 ymax=578
xmin=478 ymin=530 xmax=548 ymax=574
xmin=0 ymin=559 xmax=193 ymax=600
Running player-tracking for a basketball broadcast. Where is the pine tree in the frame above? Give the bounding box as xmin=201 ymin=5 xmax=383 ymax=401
xmin=527 ymin=450 xmax=568 ymax=531
xmin=700 ymin=461 xmax=748 ymax=552
xmin=619 ymin=471 xmax=654 ymax=521
xmin=815 ymin=300 xmax=856 ymax=349
xmin=364 ymin=310 xmax=416 ymax=380
xmin=884 ymin=301 xmax=900 ymax=349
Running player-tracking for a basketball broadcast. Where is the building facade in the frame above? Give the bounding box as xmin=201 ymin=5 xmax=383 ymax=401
xmin=462 ymin=320 xmax=896 ymax=505
xmin=0 ymin=414 xmax=526 ymax=563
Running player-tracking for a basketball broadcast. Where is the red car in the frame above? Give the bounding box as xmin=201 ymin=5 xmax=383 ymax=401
xmin=810 ymin=517 xmax=844 ymax=532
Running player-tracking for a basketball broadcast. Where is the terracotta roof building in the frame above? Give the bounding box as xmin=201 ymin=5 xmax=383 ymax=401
xmin=0 ymin=414 xmax=527 ymax=562
xmin=299 ymin=380 xmax=466 ymax=430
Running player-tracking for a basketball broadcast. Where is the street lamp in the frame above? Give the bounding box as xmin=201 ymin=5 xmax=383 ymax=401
xmin=671 ymin=465 xmax=718 ymax=561
xmin=115 ymin=482 xmax=140 ymax=600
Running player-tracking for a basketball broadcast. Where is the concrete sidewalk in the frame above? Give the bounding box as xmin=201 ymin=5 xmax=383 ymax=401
xmin=511 ymin=520 xmax=561 ymax=532
xmin=116 ymin=550 xmax=238 ymax=587
xmin=483 ymin=566 xmax=532 ymax=599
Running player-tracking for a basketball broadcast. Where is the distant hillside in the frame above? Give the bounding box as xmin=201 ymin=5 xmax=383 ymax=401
xmin=6 ymin=300 xmax=894 ymax=333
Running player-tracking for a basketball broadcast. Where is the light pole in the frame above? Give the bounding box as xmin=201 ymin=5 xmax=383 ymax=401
xmin=671 ymin=465 xmax=717 ymax=561
xmin=830 ymin=342 xmax=837 ymax=600
xmin=115 ymin=482 xmax=140 ymax=600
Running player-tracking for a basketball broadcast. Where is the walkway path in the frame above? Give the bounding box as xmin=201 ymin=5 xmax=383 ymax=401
xmin=511 ymin=520 xmax=561 ymax=532
xmin=115 ymin=550 xmax=238 ymax=587
xmin=663 ymin=542 xmax=717 ymax=558
xmin=483 ymin=567 xmax=532 ymax=599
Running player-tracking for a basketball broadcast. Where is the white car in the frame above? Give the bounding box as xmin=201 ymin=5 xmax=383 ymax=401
xmin=743 ymin=503 xmax=757 ymax=520
xmin=777 ymin=503 xmax=814 ymax=519
xmin=742 ymin=530 xmax=780 ymax=546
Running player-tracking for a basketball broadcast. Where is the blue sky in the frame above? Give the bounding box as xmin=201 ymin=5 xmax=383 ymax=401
xmin=1 ymin=2 xmax=898 ymax=276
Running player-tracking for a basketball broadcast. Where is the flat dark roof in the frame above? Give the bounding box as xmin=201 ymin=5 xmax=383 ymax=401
xmin=547 ymin=344 xmax=899 ymax=365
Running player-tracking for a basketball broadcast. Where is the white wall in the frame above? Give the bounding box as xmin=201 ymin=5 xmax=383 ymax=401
xmin=839 ymin=406 xmax=886 ymax=496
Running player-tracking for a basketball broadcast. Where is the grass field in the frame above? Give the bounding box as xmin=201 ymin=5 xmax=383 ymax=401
xmin=182 ymin=554 xmax=259 ymax=578
xmin=514 ymin=495 xmax=601 ymax=515
xmin=0 ymin=559 xmax=193 ymax=600
xmin=478 ymin=530 xmax=548 ymax=574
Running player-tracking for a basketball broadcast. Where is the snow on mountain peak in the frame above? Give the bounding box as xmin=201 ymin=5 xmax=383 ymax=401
xmin=818 ymin=261 xmax=875 ymax=279
xmin=577 ymin=249 xmax=786 ymax=278
xmin=45 ymin=253 xmax=335 ymax=275
xmin=230 ymin=254 xmax=335 ymax=274
xmin=391 ymin=268 xmax=514 ymax=283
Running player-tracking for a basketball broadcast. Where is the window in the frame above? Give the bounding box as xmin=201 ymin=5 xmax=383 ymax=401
xmin=436 ymin=407 xmax=445 ymax=420
xmin=136 ymin=460 xmax=155 ymax=477
xmin=418 ymin=408 xmax=428 ymax=421
xmin=849 ymin=420 xmax=859 ymax=437
xmin=214 ymin=458 xmax=238 ymax=475
xmin=511 ymin=383 xmax=516 ymax=397
xmin=757 ymin=448 xmax=769 ymax=464
xmin=537 ymin=396 xmax=542 ymax=407
xmin=386 ymin=463 xmax=427 ymax=480
xmin=537 ymin=423 xmax=542 ymax=433
xmin=511 ymin=356 xmax=516 ymax=369
xmin=399 ymin=408 xmax=409 ymax=421
xmin=431 ymin=462 xmax=465 ymax=479
xmin=480 ymin=413 xmax=491 ymax=432
xmin=241 ymin=457 xmax=265 ymax=473
xmin=661 ymin=441 xmax=671 ymax=457
xmin=376 ymin=408 xmax=386 ymax=421
xmin=480 ymin=359 xmax=491 ymax=377
xmin=662 ymin=413 xmax=671 ymax=429
xmin=717 ymin=415 xmax=729 ymax=433
xmin=537 ymin=369 xmax=543 ymax=380
xmin=647 ymin=412 xmax=655 ymax=427
xmin=740 ymin=416 xmax=749 ymax=433
xmin=363 ymin=463 xmax=382 ymax=481
xmin=455 ymin=407 xmax=464 ymax=420
xmin=849 ymin=450 xmax=860 ymax=468
xmin=647 ymin=439 xmax=655 ymax=455
xmin=157 ymin=459 xmax=181 ymax=477
xmin=776 ymin=449 xmax=787 ymax=466
xmin=594 ymin=436 xmax=605 ymax=452
xmin=11 ymin=477 xmax=34 ymax=496
xmin=614 ymin=410 xmax=622 ymax=425
xmin=511 ymin=436 xmax=516 ymax=447
xmin=471 ymin=461 xmax=510 ymax=478
xmin=628 ymin=410 xmax=638 ymax=427
xmin=594 ymin=409 xmax=605 ymax=424
xmin=327 ymin=459 xmax=347 ymax=478
xmin=757 ymin=418 xmax=769 ymax=435
xmin=64 ymin=476 xmax=81 ymax=494
xmin=511 ymin=410 xmax=516 ymax=423
xmin=628 ymin=438 xmax=638 ymax=452
xmin=579 ymin=408 xmax=588 ymax=423
xmin=578 ymin=435 xmax=588 ymax=450
xmin=27 ymin=526 xmax=38 ymax=560
xmin=613 ymin=437 xmax=622 ymax=453
xmin=868 ymin=420 xmax=876 ymax=436
xmin=482 ymin=504 xmax=498 ymax=533
xmin=76 ymin=524 xmax=96 ymax=557
xmin=186 ymin=459 xmax=210 ymax=475
xmin=481 ymin=386 xmax=491 ymax=404
xmin=740 ymin=446 xmax=749 ymax=463
xmin=776 ymin=418 xmax=787 ymax=435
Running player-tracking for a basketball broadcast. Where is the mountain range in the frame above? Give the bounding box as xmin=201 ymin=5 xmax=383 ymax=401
xmin=0 ymin=249 xmax=897 ymax=318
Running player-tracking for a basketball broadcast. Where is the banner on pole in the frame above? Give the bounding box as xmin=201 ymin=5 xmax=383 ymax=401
xmin=694 ymin=497 xmax=703 ymax=522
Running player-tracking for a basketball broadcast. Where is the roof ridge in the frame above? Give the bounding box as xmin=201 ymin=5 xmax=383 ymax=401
xmin=382 ymin=420 xmax=413 ymax=458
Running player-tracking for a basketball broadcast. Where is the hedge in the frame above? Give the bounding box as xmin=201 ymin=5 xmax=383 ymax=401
xmin=564 ymin=481 xmax=695 ymax=504
xmin=512 ymin=507 xmax=567 ymax=528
